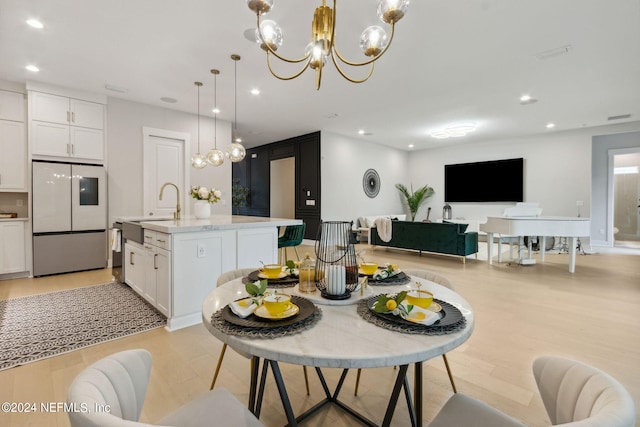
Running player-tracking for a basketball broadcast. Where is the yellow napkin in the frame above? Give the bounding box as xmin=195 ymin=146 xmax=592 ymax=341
xmin=229 ymin=298 xmax=259 ymax=318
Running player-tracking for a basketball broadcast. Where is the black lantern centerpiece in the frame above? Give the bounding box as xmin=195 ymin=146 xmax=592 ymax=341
xmin=314 ymin=221 xmax=359 ymax=299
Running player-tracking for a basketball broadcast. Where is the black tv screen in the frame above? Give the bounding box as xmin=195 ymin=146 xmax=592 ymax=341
xmin=445 ymin=158 xmax=524 ymax=202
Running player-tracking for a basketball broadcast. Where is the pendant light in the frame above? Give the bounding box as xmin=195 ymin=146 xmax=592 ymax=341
xmin=191 ymin=81 xmax=207 ymax=169
xmin=226 ymin=54 xmax=246 ymax=162
xmin=206 ymin=69 xmax=225 ymax=166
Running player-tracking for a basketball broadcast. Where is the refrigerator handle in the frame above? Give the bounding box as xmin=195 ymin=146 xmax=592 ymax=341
xmin=154 ymin=253 xmax=158 ymax=270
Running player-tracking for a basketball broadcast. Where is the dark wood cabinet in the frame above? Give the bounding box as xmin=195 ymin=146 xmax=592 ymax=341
xmin=232 ymin=132 xmax=321 ymax=239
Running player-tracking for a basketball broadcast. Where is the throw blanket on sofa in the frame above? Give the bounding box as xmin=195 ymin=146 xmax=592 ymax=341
xmin=374 ymin=217 xmax=393 ymax=242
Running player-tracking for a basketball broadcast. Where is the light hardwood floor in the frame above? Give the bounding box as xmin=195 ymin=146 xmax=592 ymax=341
xmin=1 ymin=244 xmax=638 ymax=427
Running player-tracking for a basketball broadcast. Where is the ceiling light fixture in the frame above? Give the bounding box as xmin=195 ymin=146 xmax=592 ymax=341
xmin=519 ymin=94 xmax=538 ymax=105
xmin=429 ymin=123 xmax=477 ymax=139
xmin=226 ymin=54 xmax=246 ymax=162
xmin=245 ymin=0 xmax=410 ymax=90
xmin=26 ymin=19 xmax=44 ymax=29
xmin=191 ymin=81 xmax=207 ymax=169
xmin=546 ymin=122 xmax=555 ymax=129
xmin=25 ymin=64 xmax=39 ymax=72
xmin=206 ymin=69 xmax=225 ymax=167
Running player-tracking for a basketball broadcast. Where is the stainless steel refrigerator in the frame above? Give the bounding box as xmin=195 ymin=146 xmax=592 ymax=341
xmin=32 ymin=160 xmax=107 ymax=276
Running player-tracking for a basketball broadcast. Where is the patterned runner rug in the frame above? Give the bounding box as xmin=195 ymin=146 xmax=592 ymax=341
xmin=0 ymin=281 xmax=166 ymax=371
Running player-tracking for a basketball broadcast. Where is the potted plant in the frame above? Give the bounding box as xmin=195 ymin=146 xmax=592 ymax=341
xmin=395 ymin=183 xmax=435 ymax=222
xmin=231 ymin=179 xmax=250 ymax=215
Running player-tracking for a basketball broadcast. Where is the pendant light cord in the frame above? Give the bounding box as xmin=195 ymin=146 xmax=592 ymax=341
xmin=214 ymin=72 xmax=217 ymax=149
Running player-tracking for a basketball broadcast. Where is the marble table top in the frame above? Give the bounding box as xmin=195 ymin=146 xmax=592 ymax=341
xmin=202 ymin=276 xmax=474 ymax=369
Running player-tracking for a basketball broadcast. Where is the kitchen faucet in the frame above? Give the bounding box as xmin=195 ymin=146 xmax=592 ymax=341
xmin=159 ymin=182 xmax=181 ymax=220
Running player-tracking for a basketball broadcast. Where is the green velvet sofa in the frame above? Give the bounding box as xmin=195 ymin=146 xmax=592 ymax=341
xmin=370 ymin=221 xmax=479 ymax=263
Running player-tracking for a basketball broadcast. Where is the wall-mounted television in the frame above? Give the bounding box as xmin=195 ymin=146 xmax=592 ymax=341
xmin=445 ymin=158 xmax=524 ymax=202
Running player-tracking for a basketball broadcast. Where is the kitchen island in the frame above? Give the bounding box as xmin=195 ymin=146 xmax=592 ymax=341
xmin=121 ymin=215 xmax=302 ymax=331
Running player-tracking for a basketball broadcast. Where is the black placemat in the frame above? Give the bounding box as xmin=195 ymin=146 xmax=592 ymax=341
xmin=242 ymin=270 xmax=299 ymax=288
xmin=365 ymin=271 xmax=412 ymax=286
xmin=221 ymin=295 xmax=315 ymax=328
xmin=357 ymin=296 xmax=466 ymax=335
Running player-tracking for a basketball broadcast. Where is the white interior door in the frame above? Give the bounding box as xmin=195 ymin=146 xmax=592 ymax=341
xmin=143 ymin=127 xmax=189 ymax=218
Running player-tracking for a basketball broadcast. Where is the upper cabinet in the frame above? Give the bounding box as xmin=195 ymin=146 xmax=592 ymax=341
xmin=0 ymin=90 xmax=26 ymax=122
xmin=0 ymin=89 xmax=27 ymax=191
xmin=29 ymin=90 xmax=105 ymax=162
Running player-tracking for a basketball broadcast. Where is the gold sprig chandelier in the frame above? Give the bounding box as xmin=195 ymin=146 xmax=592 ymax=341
xmin=245 ymin=0 xmax=410 ymax=90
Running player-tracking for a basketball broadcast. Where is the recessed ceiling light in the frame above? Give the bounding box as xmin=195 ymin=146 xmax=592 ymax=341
xmin=408 ymin=144 xmax=414 ymax=148
xmin=546 ymin=123 xmax=555 ymax=129
xmin=212 ymin=108 xmax=220 ymax=114
xmin=519 ymin=94 xmax=538 ymax=105
xmin=430 ymin=122 xmax=477 ymax=139
xmin=250 ymin=88 xmax=260 ymax=95
xmin=160 ymin=97 xmax=178 ymax=103
xmin=26 ymin=19 xmax=44 ymax=29
xmin=358 ymin=129 xmax=365 ymax=135
xmin=25 ymin=64 xmax=39 ymax=72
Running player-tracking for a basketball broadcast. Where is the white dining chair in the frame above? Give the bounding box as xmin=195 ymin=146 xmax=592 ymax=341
xmin=67 ymin=349 xmax=264 ymax=427
xmin=428 ymin=356 xmax=636 ymax=427
xmin=209 ymin=268 xmax=311 ymax=395
xmin=354 ymin=268 xmax=458 ymax=395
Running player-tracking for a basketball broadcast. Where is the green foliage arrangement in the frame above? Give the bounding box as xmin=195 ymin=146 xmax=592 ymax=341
xmin=231 ymin=179 xmax=250 ymax=215
xmin=395 ymin=183 xmax=435 ymax=221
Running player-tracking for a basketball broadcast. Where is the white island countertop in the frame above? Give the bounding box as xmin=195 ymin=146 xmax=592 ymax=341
xmin=138 ymin=215 xmax=302 ymax=234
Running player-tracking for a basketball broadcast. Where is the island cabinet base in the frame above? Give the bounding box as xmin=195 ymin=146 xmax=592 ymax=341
xmin=122 ymin=215 xmax=299 ymax=331
xmin=170 ymin=230 xmax=237 ymax=331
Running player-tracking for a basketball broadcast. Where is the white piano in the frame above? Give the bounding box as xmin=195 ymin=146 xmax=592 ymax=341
xmin=481 ymin=215 xmax=590 ymax=273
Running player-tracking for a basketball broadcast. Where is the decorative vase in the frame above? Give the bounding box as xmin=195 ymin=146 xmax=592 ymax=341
xmin=194 ymin=200 xmax=211 ymax=219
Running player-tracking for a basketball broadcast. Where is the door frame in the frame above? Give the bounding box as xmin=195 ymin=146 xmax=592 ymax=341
xmin=142 ymin=127 xmax=190 ymax=217
xmin=607 ymin=147 xmax=640 ymax=246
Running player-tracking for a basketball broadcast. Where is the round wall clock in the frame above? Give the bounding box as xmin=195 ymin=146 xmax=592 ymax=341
xmin=363 ymin=168 xmax=381 ymax=198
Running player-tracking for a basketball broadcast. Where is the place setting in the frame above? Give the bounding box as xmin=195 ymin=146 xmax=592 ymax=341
xmin=211 ymin=278 xmax=322 ymax=338
xmin=359 ymin=261 xmax=411 ymax=286
xmin=242 ymin=261 xmax=300 ymax=288
xmin=357 ymin=281 xmax=466 ymax=335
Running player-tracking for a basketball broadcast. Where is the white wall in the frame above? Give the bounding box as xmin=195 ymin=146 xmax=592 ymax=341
xmin=106 ymin=97 xmax=233 ymax=224
xmin=320 ymin=131 xmax=410 ymax=224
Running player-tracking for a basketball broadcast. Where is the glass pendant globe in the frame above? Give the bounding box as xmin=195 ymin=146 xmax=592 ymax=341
xmin=206 ymin=149 xmax=225 ymax=166
xmin=191 ymin=153 xmax=207 ymax=169
xmin=305 ymin=41 xmax=328 ymax=70
xmin=360 ymin=26 xmax=388 ymax=57
xmin=226 ymin=142 xmax=246 ymax=162
xmin=377 ymin=0 xmax=409 ymax=24
xmin=256 ymin=20 xmax=283 ymax=52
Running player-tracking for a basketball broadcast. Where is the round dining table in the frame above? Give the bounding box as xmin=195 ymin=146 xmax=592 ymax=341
xmin=202 ymin=275 xmax=474 ymax=427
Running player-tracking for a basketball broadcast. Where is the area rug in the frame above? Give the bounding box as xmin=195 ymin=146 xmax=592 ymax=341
xmin=0 ymin=281 xmax=166 ymax=371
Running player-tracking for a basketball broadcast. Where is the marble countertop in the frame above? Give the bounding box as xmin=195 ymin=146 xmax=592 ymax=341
xmin=202 ymin=276 xmax=474 ymax=369
xmin=136 ymin=215 xmax=302 ymax=234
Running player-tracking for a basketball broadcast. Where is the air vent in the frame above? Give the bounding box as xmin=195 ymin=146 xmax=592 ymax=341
xmin=607 ymin=114 xmax=631 ymax=121
xmin=535 ymin=45 xmax=572 ymax=60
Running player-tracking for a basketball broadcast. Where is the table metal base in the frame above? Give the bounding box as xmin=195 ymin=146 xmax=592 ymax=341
xmin=249 ymin=357 xmax=424 ymax=427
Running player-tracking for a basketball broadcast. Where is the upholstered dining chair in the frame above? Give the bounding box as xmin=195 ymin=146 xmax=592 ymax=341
xmin=209 ymin=268 xmax=311 ymax=395
xmin=278 ymin=223 xmax=306 ymax=262
xmin=353 ymin=268 xmax=458 ymax=396
xmin=428 ymin=356 xmax=636 ymax=427
xmin=67 ymin=349 xmax=264 ymax=427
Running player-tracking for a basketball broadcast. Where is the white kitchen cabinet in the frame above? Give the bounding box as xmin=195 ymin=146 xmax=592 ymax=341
xmin=124 ymin=241 xmax=145 ymax=296
xmin=0 ymin=120 xmax=27 ymax=191
xmin=0 ymin=221 xmax=26 ymax=274
xmin=142 ymin=231 xmax=171 ymax=317
xmin=29 ymin=91 xmax=105 ymax=161
xmin=0 ymin=90 xmax=25 ymax=122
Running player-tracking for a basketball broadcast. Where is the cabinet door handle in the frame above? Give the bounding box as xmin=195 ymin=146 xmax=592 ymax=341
xmin=157 ymin=239 xmax=165 ymax=243
xmin=130 ymin=252 xmax=135 ymax=265
xmin=67 ymin=111 xmax=70 ymax=123
xmin=154 ymin=253 xmax=158 ymax=270
xmin=71 ymin=112 xmax=75 ymax=123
